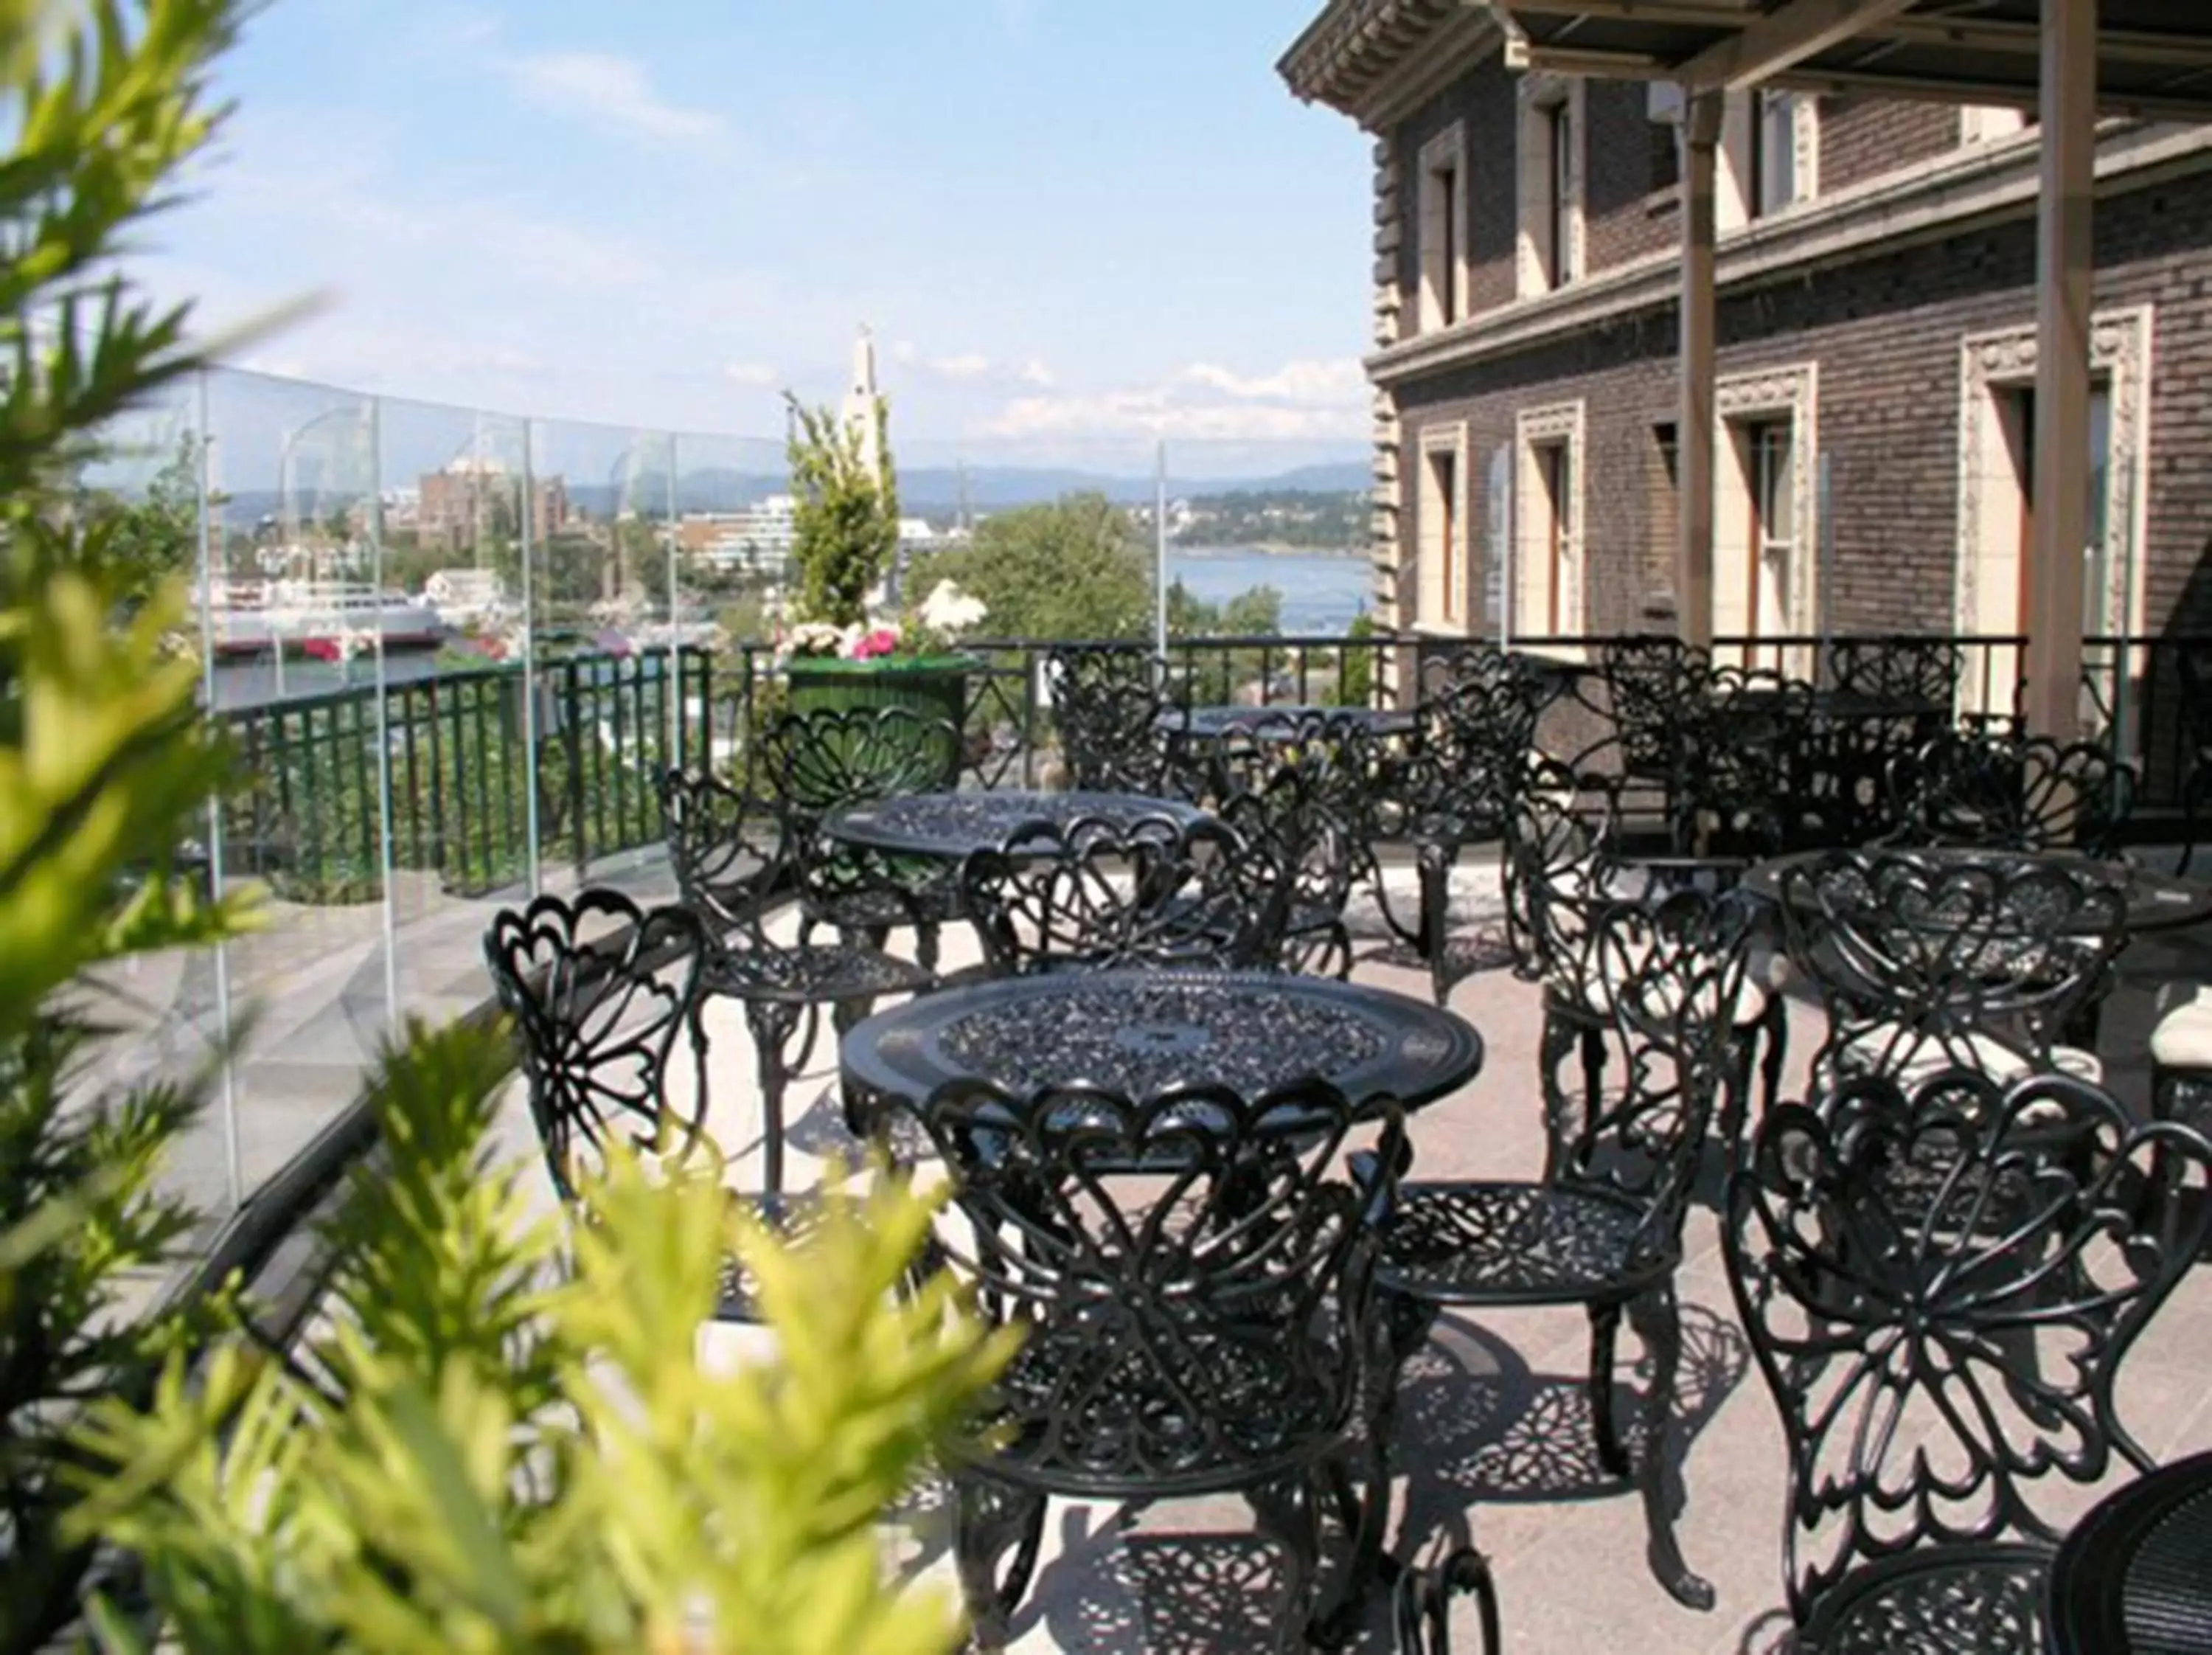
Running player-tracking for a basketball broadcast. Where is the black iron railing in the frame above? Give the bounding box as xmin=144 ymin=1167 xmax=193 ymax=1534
xmin=216 ymin=631 xmax=2208 ymax=903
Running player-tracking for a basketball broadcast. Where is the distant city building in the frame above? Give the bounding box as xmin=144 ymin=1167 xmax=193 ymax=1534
xmin=678 ymin=496 xmax=798 ymax=576
xmin=416 ymin=455 xmax=568 ymax=552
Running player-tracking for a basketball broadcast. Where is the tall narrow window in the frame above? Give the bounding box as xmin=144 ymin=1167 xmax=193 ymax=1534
xmin=1536 ymin=442 xmax=1571 ymax=634
xmin=1432 ymin=446 xmax=1461 ymax=621
xmin=1417 ymin=128 xmax=1469 ymax=333
xmin=1747 ymin=420 xmax=1795 ymax=638
xmin=1546 ymin=103 xmax=1573 ymax=285
xmin=1752 ymin=91 xmax=1797 ymax=218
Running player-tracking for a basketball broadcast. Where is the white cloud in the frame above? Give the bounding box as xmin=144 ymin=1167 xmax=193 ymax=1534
xmin=930 ymin=352 xmax=993 ymax=381
xmin=508 ymin=51 xmax=726 ymax=146
xmin=973 ymin=355 xmax=1367 ymax=443
xmin=1180 ymin=357 xmax=1366 ymax=404
xmin=1015 ymin=356 xmax=1055 ymax=388
xmin=723 ymin=361 xmax=779 ymax=387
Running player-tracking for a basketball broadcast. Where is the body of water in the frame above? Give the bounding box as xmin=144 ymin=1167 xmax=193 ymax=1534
xmin=1168 ymin=548 xmax=1371 ymax=636
xmin=206 ymin=547 xmax=1374 ymax=707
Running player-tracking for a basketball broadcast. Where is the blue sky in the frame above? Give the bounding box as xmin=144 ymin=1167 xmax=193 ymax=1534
xmin=147 ymin=0 xmax=1373 ymax=465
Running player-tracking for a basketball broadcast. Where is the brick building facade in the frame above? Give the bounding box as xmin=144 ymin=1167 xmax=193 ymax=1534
xmin=1280 ymin=3 xmax=2212 ymax=707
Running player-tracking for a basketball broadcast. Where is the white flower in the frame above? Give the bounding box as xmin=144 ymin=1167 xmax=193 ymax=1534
xmin=917 ymin=579 xmax=987 ymax=636
xmin=781 ymin=621 xmax=845 ymax=659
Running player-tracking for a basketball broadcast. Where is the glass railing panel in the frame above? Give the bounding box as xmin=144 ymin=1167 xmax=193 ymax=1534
xmin=198 ymin=366 xmax=393 ymax=1201
xmin=369 ymin=394 xmax=535 ymax=1029
xmin=666 ymin=431 xmax=787 ymax=788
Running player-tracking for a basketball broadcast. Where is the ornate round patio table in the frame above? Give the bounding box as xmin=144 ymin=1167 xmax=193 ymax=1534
xmin=823 ymin=789 xmax=1208 ymax=861
xmin=841 ymin=967 xmax=1484 ymax=1120
xmin=2045 ymin=1449 xmax=2212 ymax=1654
xmin=1742 ymin=845 xmax=2212 ymax=937
xmin=1156 ymin=704 xmax=1416 ymax=739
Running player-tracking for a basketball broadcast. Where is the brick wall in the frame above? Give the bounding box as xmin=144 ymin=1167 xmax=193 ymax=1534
xmin=1817 ymin=95 xmax=1961 ymax=195
xmin=1394 ymin=58 xmax=1524 ymax=326
xmin=1585 ymin=80 xmax=1676 ymax=277
xmin=1391 ymin=164 xmax=2212 ymax=648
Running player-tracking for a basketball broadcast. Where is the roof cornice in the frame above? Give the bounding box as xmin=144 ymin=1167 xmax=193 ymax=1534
xmin=1277 ymin=0 xmax=1498 ymax=128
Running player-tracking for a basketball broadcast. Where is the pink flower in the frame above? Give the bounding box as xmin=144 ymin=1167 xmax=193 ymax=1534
xmin=846 ymin=627 xmax=902 ymax=661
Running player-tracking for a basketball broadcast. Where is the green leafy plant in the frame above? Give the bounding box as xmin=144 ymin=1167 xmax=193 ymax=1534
xmin=72 ymin=1023 xmax=1015 ymax=1655
xmin=0 ymin=1 xmax=270 ymax=1645
xmin=785 ymin=392 xmax=899 ymax=630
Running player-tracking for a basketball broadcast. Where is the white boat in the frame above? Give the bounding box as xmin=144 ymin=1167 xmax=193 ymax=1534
xmin=202 ymin=580 xmax=446 ymax=658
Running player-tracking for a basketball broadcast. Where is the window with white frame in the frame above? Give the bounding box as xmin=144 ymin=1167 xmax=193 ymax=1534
xmin=1416 ymin=125 xmax=1470 ymax=333
xmin=1416 ymin=423 xmax=1470 ymax=628
xmin=1961 ymin=105 xmax=2031 ymax=145
xmin=1514 ymin=402 xmax=1585 ymax=645
xmin=1711 ymin=364 xmax=1818 ymax=666
xmin=1719 ymin=89 xmax=1817 ymax=229
xmin=1517 ymin=79 xmax=1585 ymax=298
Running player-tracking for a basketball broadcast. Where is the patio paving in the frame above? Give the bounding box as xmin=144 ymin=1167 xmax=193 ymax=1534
xmin=469 ymin=855 xmax=2212 ymax=1654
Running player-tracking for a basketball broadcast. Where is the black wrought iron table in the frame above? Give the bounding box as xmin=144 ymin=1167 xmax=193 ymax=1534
xmin=1157 ymin=704 xmax=1415 ymax=738
xmin=1742 ymin=845 xmax=2212 ymax=937
xmin=823 ymin=789 xmax=1208 ymax=861
xmin=2045 ymin=1449 xmax=2212 ymax=1654
xmin=841 ymin=967 xmax=1483 ymax=1115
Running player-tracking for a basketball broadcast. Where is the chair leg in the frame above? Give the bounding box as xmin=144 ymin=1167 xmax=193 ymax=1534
xmin=1626 ymin=1287 xmax=1714 ymax=1611
xmin=1757 ymin=994 xmax=1788 ymax=1126
xmin=1315 ymin=1445 xmax=1387 ymax=1647
xmin=741 ymin=999 xmax=801 ymax=1198
xmin=1418 ymin=843 xmax=1453 ymax=1007
xmin=1251 ymin=1471 xmax=1324 ymax=1654
xmin=1587 ymin=1300 xmax=1628 ymax=1479
xmin=914 ymin=919 xmax=941 ymax=977
xmin=832 ymin=996 xmax=875 ymax=1140
xmin=953 ymin=1479 xmax=1046 ymax=1654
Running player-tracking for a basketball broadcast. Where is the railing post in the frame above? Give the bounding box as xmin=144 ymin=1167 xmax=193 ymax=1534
xmin=566 ymin=659 xmax=588 ymax=879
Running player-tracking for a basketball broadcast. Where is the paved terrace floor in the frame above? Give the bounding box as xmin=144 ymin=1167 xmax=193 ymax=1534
xmin=439 ymin=859 xmax=2212 ymax=1655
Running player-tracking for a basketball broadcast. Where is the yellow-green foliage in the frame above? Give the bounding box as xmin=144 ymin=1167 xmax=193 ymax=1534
xmin=785 ymin=391 xmax=900 ymax=630
xmin=72 ymin=1022 xmax=1018 ymax=1655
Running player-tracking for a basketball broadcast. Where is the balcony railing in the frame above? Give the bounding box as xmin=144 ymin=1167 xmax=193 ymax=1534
xmin=213 ymin=629 xmax=2208 ymax=905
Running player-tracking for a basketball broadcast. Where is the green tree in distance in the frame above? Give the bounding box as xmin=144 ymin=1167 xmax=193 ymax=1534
xmin=911 ymin=491 xmax=1150 ymax=642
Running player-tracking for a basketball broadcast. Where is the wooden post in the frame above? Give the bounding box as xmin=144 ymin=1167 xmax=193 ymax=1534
xmin=2025 ymin=0 xmax=2096 ymax=742
xmin=1677 ymin=89 xmax=1723 ymax=650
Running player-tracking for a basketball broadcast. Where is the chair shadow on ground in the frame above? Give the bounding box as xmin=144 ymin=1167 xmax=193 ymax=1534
xmin=1389 ymin=1302 xmax=1751 ymax=1566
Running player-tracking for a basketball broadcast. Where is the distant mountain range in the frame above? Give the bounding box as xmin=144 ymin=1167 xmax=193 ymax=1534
xmin=212 ymin=459 xmax=1370 ymax=528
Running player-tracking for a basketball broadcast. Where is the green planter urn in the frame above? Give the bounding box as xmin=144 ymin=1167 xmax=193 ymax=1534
xmin=784 ymin=653 xmax=976 ymax=787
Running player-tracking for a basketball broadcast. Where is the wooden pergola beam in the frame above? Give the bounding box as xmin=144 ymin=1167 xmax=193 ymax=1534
xmin=1767 ymin=65 xmax=2212 ymax=123
xmin=1672 ymin=0 xmax=1921 ymax=89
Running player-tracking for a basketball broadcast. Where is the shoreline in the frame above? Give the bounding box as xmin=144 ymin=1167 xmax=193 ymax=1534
xmin=1171 ymin=541 xmax=1364 ymax=560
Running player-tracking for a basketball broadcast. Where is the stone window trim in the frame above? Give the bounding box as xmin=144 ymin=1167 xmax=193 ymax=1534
xmin=1952 ymin=307 xmax=2154 ymax=674
xmin=1719 ymin=88 xmax=1820 ymax=230
xmin=1516 ymin=74 xmax=1586 ymax=300
xmin=1512 ymin=398 xmax=1587 ymax=655
xmin=1416 ymin=122 xmax=1470 ymax=335
xmin=1713 ymin=362 xmax=1820 ymax=650
xmin=1413 ymin=418 xmax=1472 ymax=634
xmin=1960 ymin=105 xmax=2032 ymax=147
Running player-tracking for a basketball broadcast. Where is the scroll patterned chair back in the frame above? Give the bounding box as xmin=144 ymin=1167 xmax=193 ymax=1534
xmin=1499 ymin=757 xmax=1613 ymax=983
xmin=1043 ymin=643 xmax=1175 ymax=795
xmin=961 ymin=813 xmax=1283 ymax=976
xmin=1724 ymin=1070 xmax=2212 ymax=1651
xmin=1894 ymin=730 xmax=2136 ymax=856
xmin=1535 ymin=888 xmax=1757 ymax=1255
xmin=1391 ymin=670 xmax=1545 ymax=845
xmin=1217 ymin=734 xmax=1375 ymax=976
xmin=917 ymin=1077 xmax=1400 ymax=1479
xmin=1669 ymin=667 xmax=1820 ymax=858
xmin=759 ymin=704 xmax=963 ymax=820
xmin=483 ymin=889 xmax=707 ymax=1204
xmin=917 ymin=1076 xmax=1405 ymax=1645
xmin=1829 ymin=637 xmax=1964 ymax=713
xmin=1777 ymin=850 xmax=2127 ymax=1092
xmin=657 ymin=767 xmax=782 ymax=944
xmin=1599 ymin=634 xmax=1713 ymax=783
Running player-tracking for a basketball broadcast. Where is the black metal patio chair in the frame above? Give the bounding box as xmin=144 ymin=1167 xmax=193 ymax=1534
xmin=913 ymin=1075 xmax=1406 ymax=1651
xmin=755 ymin=704 xmax=967 ymax=973
xmin=1828 ymin=636 xmax=1964 ymax=715
xmin=1890 ymin=729 xmax=2137 ymax=858
xmin=1724 ymin=1068 xmax=2212 ymax=1654
xmin=1505 ymin=757 xmax=1790 ymax=1157
xmin=658 ymin=768 xmax=933 ymax=1143
xmin=483 ymin=888 xmax=813 ymax=1322
xmin=1365 ymin=665 xmax=1548 ymax=1005
xmin=1366 ymin=887 xmax=1757 ymax=1611
xmin=961 ymin=809 xmax=1336 ymax=976
xmin=1043 ymin=642 xmax=1194 ymax=798
xmin=1774 ymin=848 xmax=2127 ymax=1100
xmin=1596 ymin=634 xmax=1712 ymax=788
